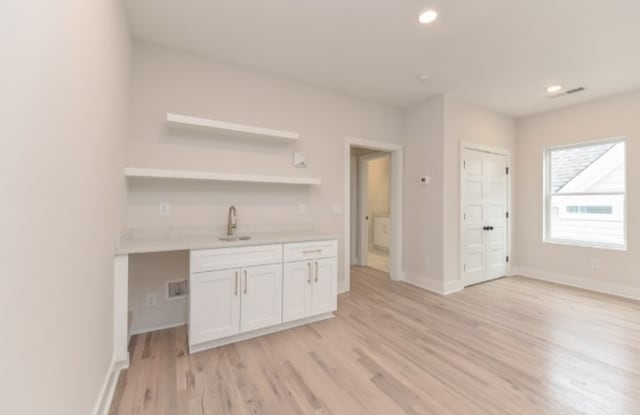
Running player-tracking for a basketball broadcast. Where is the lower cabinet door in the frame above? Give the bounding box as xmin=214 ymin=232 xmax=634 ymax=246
xmin=240 ymin=263 xmax=283 ymax=332
xmin=189 ymin=269 xmax=240 ymax=345
xmin=283 ymin=261 xmax=313 ymax=322
xmin=312 ymin=257 xmax=338 ymax=315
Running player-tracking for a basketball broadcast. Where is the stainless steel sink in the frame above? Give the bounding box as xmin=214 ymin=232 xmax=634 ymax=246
xmin=218 ymin=235 xmax=251 ymax=242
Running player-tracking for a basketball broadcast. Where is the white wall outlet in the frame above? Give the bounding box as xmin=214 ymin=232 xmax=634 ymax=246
xmin=332 ymin=203 xmax=343 ymax=214
xmin=159 ymin=202 xmax=171 ymax=216
xmin=145 ymin=293 xmax=157 ymax=308
xmin=420 ymin=176 xmax=430 ymax=185
xmin=293 ymin=151 xmax=307 ymax=168
xmin=298 ymin=203 xmax=307 ymax=214
xmin=590 ymin=259 xmax=600 ymax=270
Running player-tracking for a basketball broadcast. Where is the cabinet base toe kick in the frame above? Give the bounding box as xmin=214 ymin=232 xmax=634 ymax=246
xmin=189 ymin=313 xmax=334 ymax=354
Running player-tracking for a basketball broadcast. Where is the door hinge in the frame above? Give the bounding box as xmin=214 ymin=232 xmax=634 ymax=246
xmin=463 ymin=161 xmax=466 ymax=169
xmin=506 ymin=166 xmax=509 ymax=175
xmin=464 ymin=264 xmax=466 ymax=271
xmin=464 ymin=213 xmax=466 ymax=220
xmin=506 ymin=256 xmax=510 ymax=263
xmin=506 ymin=212 xmax=509 ymax=219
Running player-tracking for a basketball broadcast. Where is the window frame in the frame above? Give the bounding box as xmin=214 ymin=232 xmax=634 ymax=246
xmin=543 ymin=137 xmax=627 ymax=251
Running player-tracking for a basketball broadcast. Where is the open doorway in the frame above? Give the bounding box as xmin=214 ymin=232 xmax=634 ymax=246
xmin=343 ymin=136 xmax=403 ymax=292
xmin=352 ymin=149 xmax=391 ymax=273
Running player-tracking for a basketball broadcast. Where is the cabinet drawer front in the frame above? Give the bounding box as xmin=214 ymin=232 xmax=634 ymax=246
xmin=283 ymin=240 xmax=337 ymax=262
xmin=191 ymin=244 xmax=282 ymax=273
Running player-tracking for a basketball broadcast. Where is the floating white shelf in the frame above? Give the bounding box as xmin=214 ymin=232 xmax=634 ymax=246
xmin=124 ymin=167 xmax=321 ymax=185
xmin=166 ymin=113 xmax=300 ymax=142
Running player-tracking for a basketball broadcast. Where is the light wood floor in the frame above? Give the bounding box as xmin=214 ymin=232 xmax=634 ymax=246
xmin=110 ymin=267 xmax=640 ymax=415
xmin=367 ymin=248 xmax=389 ymax=273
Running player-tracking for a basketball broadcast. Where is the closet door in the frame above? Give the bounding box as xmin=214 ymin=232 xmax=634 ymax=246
xmin=462 ymin=148 xmax=509 ymax=286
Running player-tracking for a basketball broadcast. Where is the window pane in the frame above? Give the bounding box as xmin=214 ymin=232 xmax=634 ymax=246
xmin=550 ymin=194 xmax=624 ymax=246
xmin=551 ymin=141 xmax=625 ymax=194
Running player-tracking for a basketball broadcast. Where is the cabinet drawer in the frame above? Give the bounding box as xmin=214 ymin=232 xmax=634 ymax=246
xmin=283 ymin=240 xmax=337 ymax=262
xmin=191 ymin=244 xmax=282 ymax=273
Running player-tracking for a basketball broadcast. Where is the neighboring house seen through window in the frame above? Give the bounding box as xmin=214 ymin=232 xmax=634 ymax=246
xmin=544 ymin=138 xmax=626 ymax=249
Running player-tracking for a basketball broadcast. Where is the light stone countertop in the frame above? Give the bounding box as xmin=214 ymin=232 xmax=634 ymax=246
xmin=116 ymin=227 xmax=338 ymax=255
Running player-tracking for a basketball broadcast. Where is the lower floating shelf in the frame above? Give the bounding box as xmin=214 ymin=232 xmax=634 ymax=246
xmin=124 ymin=167 xmax=322 ymax=185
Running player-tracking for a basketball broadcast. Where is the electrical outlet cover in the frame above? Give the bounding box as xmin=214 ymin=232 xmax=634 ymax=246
xmin=159 ymin=202 xmax=171 ymax=216
xmin=145 ymin=293 xmax=157 ymax=308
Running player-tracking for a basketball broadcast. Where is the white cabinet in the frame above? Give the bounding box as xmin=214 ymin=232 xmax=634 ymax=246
xmin=311 ymin=258 xmax=338 ymax=315
xmin=283 ymin=240 xmax=337 ymax=262
xmin=282 ymin=261 xmax=313 ymax=322
xmin=191 ymin=244 xmax=282 ymax=273
xmin=374 ymin=215 xmax=390 ymax=250
xmin=282 ymin=243 xmax=338 ymax=323
xmin=189 ymin=269 xmax=240 ymax=345
xmin=189 ymin=262 xmax=283 ymax=346
xmin=189 ymin=240 xmax=337 ymax=353
xmin=240 ymin=264 xmax=283 ymax=332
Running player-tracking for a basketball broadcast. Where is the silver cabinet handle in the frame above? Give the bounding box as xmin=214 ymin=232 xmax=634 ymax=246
xmin=244 ymin=270 xmax=248 ymax=294
xmin=315 ymin=261 xmax=319 ymax=282
xmin=303 ymin=249 xmax=323 ymax=254
xmin=307 ymin=262 xmax=312 ymax=284
xmin=234 ymin=271 xmax=238 ymax=295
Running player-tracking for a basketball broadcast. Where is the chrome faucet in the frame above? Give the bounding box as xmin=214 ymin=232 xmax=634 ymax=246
xmin=227 ymin=206 xmax=238 ymax=236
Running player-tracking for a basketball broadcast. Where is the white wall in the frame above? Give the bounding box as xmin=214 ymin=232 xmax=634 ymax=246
xmin=400 ymin=96 xmax=515 ymax=292
xmin=0 ymin=1 xmax=131 ymax=414
xmin=126 ymin=40 xmax=400 ymax=313
xmin=442 ymin=97 xmax=516 ymax=284
xmin=129 ymin=251 xmax=189 ymax=334
xmin=350 ymin=155 xmax=359 ymax=264
xmin=514 ymin=90 xmax=640 ymax=296
xmin=401 ymin=96 xmax=445 ymax=286
xmin=367 ymin=155 xmax=390 ymax=245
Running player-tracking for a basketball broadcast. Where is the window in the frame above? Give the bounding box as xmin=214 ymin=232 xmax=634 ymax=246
xmin=544 ymin=138 xmax=626 ymax=249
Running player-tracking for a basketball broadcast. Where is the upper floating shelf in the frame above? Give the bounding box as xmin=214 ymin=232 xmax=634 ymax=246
xmin=166 ymin=113 xmax=300 ymax=142
xmin=124 ymin=167 xmax=321 ymax=186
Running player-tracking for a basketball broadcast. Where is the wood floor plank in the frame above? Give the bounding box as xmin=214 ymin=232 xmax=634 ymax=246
xmin=111 ymin=268 xmax=640 ymax=415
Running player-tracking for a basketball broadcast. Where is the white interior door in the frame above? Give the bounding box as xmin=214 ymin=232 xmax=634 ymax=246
xmin=462 ymin=148 xmax=509 ymax=286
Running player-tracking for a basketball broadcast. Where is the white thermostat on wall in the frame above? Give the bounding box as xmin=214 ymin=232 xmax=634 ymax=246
xmin=420 ymin=176 xmax=430 ymax=184
xmin=293 ymin=151 xmax=307 ymax=168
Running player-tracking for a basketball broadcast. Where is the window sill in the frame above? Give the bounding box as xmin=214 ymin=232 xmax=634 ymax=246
xmin=543 ymin=239 xmax=627 ymax=251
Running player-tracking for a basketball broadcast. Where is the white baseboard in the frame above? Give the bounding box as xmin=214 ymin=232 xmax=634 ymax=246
xmin=91 ymin=357 xmax=128 ymax=415
xmin=130 ymin=321 xmax=186 ymax=336
xmin=513 ymin=266 xmax=640 ymax=301
xmin=402 ymin=272 xmax=462 ymax=296
xmin=443 ymin=279 xmax=464 ymax=295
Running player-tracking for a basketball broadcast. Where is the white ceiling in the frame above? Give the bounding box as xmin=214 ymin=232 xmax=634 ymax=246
xmin=125 ymin=0 xmax=640 ymax=116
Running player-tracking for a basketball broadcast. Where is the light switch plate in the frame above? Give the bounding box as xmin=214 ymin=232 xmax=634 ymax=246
xmin=293 ymin=151 xmax=307 ymax=168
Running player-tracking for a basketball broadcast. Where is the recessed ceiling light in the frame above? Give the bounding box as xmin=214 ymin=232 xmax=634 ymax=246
xmin=419 ymin=10 xmax=438 ymax=24
xmin=546 ymin=85 xmax=563 ymax=93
